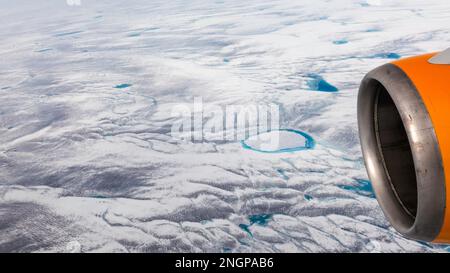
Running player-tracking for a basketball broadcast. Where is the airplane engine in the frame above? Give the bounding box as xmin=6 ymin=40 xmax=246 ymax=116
xmin=358 ymin=48 xmax=450 ymax=242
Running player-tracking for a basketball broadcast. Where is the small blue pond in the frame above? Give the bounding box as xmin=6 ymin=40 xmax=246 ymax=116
xmin=114 ymin=83 xmax=132 ymax=89
xmin=304 ymin=194 xmax=314 ymax=201
xmin=239 ymin=214 xmax=273 ymax=237
xmin=241 ymin=129 xmax=315 ymax=153
xmin=371 ymin=53 xmax=401 ymax=59
xmin=306 ymin=74 xmax=338 ymax=92
xmin=338 ymin=179 xmax=375 ymax=198
xmin=333 ymin=39 xmax=348 ymax=45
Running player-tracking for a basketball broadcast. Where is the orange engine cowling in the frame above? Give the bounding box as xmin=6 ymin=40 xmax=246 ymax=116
xmin=358 ymin=48 xmax=450 ymax=243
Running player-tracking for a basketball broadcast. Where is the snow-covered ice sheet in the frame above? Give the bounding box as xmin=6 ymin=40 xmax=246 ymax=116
xmin=1 ymin=0 xmax=450 ymax=252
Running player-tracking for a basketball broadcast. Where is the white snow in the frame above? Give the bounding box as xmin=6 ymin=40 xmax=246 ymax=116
xmin=0 ymin=0 xmax=449 ymax=252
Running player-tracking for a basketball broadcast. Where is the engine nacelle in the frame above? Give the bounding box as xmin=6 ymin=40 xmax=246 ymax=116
xmin=358 ymin=48 xmax=450 ymax=242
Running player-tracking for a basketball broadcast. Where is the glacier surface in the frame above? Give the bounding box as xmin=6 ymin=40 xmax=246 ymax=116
xmin=1 ymin=0 xmax=450 ymax=252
